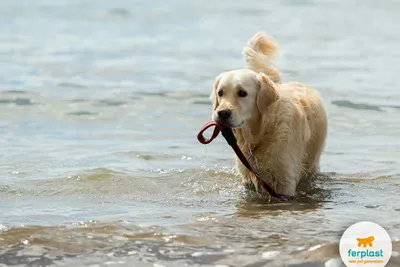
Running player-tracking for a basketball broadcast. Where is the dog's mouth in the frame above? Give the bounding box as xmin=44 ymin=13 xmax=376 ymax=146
xmin=231 ymin=120 xmax=245 ymax=129
xmin=213 ymin=111 xmax=245 ymax=129
xmin=216 ymin=119 xmax=244 ymax=129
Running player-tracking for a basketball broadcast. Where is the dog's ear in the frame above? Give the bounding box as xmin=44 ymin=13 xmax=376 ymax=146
xmin=210 ymin=73 xmax=223 ymax=110
xmin=256 ymin=72 xmax=279 ymax=112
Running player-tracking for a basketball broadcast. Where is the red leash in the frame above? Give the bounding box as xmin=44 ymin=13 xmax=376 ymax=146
xmin=197 ymin=121 xmax=295 ymax=201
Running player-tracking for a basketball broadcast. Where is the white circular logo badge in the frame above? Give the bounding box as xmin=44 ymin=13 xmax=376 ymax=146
xmin=339 ymin=221 xmax=392 ymax=267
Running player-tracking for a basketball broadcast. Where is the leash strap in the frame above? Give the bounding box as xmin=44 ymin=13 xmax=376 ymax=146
xmin=197 ymin=121 xmax=295 ymax=201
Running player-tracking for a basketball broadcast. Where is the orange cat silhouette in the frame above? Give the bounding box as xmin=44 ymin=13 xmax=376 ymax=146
xmin=356 ymin=236 xmax=374 ymax=247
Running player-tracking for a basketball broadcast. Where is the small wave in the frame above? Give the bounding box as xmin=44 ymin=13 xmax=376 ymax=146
xmin=331 ymin=100 xmax=383 ymax=111
xmin=96 ymin=100 xmax=127 ymax=107
xmin=67 ymin=111 xmax=98 ymax=116
xmin=68 ymin=98 xmax=88 ymax=103
xmin=0 ymin=167 xmax=338 ymax=205
xmin=133 ymin=91 xmax=210 ymax=100
xmin=0 ymin=97 xmax=35 ymax=106
xmin=91 ymin=8 xmax=131 ymax=20
xmin=2 ymin=90 xmax=27 ymax=94
xmin=332 ymin=171 xmax=400 ymax=182
xmin=58 ymin=82 xmax=87 ymax=89
xmin=0 ymin=167 xmax=240 ymax=200
xmin=191 ymin=100 xmax=211 ymax=106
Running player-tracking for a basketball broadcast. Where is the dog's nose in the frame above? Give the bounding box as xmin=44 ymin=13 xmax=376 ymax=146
xmin=217 ymin=109 xmax=232 ymax=120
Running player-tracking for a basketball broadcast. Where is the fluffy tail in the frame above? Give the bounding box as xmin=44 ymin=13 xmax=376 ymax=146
xmin=242 ymin=32 xmax=280 ymax=83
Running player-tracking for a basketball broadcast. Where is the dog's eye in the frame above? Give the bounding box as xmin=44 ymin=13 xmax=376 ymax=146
xmin=217 ymin=90 xmax=223 ymax=97
xmin=238 ymin=89 xmax=247 ymax=97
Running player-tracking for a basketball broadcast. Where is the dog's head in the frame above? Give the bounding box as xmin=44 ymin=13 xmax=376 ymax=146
xmin=210 ymin=69 xmax=279 ymax=128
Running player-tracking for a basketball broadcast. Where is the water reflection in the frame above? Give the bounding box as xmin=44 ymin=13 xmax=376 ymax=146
xmin=234 ymin=173 xmax=333 ymax=218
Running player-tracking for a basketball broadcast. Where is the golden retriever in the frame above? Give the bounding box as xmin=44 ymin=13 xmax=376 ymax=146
xmin=210 ymin=32 xmax=328 ymax=197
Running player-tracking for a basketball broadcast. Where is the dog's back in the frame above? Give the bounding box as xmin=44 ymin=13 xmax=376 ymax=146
xmin=280 ymin=82 xmax=328 ymax=173
xmin=243 ymin=32 xmax=328 ymax=175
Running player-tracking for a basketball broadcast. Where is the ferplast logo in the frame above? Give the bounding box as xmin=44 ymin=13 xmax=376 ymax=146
xmin=340 ymin=221 xmax=392 ymax=267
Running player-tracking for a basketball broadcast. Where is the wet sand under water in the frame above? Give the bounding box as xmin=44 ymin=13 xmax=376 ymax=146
xmin=1 ymin=0 xmax=400 ymax=266
xmin=1 ymin=169 xmax=399 ymax=266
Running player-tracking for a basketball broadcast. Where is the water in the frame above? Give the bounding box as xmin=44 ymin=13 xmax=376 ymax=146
xmin=1 ymin=0 xmax=400 ymax=266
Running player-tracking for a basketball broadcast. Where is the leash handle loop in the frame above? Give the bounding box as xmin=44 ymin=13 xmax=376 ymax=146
xmin=197 ymin=121 xmax=231 ymax=145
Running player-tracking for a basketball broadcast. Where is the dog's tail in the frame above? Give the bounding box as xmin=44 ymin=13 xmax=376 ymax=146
xmin=242 ymin=32 xmax=280 ymax=83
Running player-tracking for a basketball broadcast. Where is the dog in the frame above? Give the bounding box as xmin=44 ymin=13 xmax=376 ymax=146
xmin=210 ymin=32 xmax=328 ymax=197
